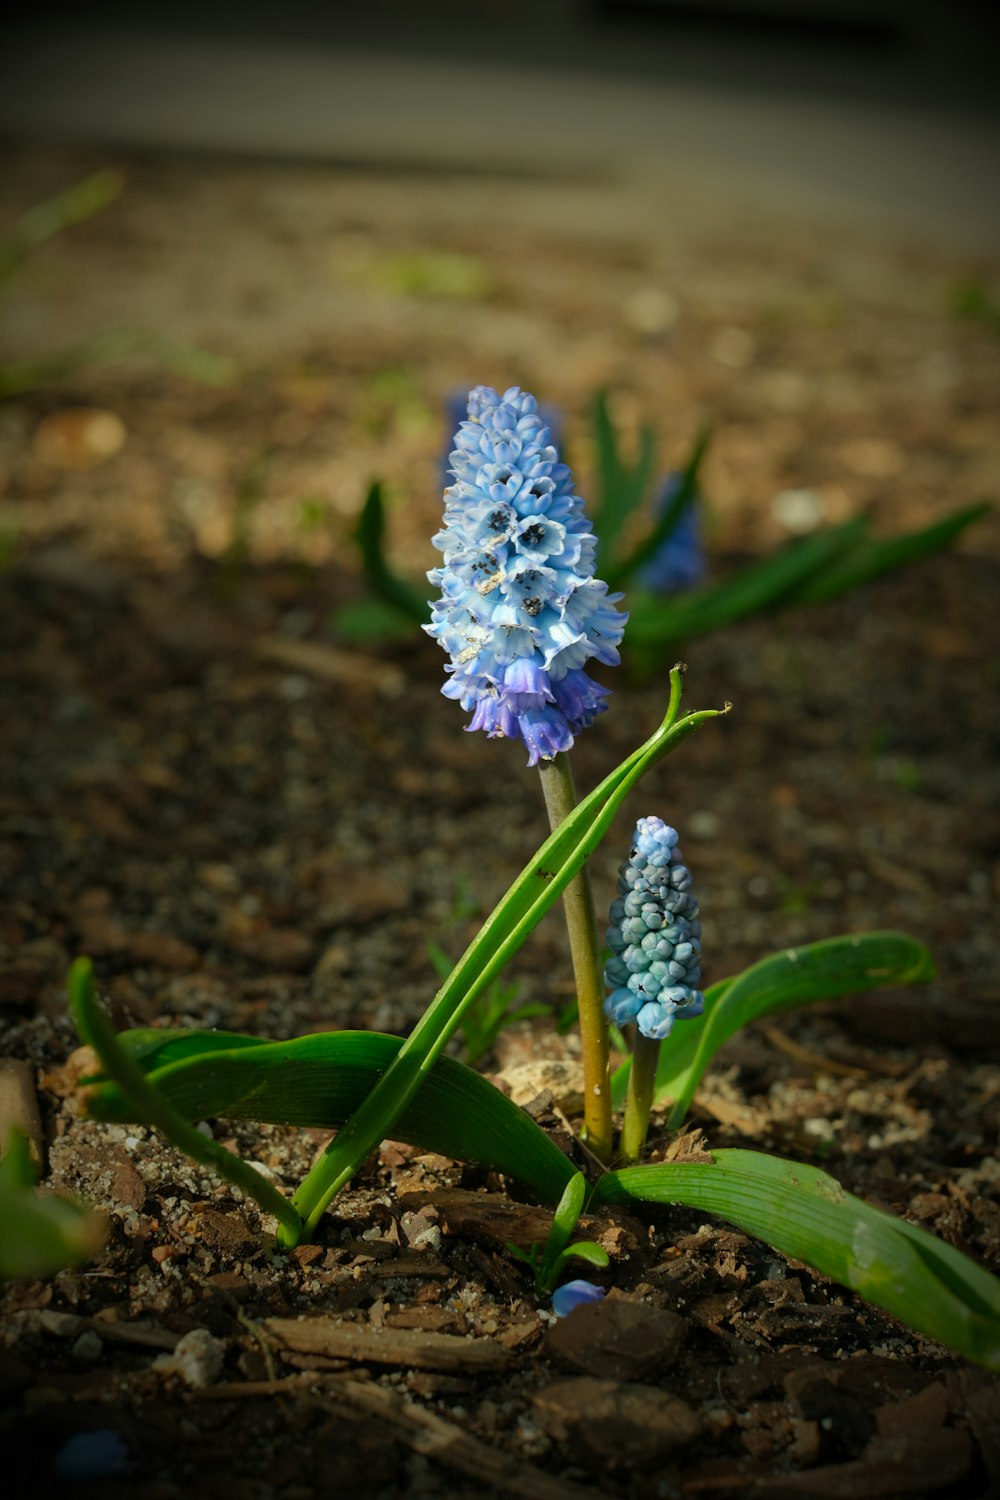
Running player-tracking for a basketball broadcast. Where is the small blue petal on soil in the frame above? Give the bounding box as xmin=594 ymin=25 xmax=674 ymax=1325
xmin=552 ymin=1279 xmax=607 ymax=1318
xmin=53 ymin=1429 xmax=131 ymax=1482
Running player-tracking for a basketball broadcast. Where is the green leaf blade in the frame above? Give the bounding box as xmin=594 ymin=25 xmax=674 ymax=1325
xmin=78 ymin=1027 xmax=577 ymax=1206
xmin=354 ymin=480 xmax=428 ymax=621
xmin=632 ymin=932 xmax=934 ymax=1130
xmin=593 ymin=1149 xmax=1000 ymax=1370
xmin=607 ymin=425 xmax=710 ymax=590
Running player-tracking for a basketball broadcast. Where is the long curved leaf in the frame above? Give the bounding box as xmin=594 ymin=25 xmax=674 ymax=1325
xmin=592 ymin=1149 xmax=1000 ymax=1371
xmin=610 ymin=932 xmax=934 ymax=1125
xmin=78 ymin=1027 xmax=576 ymax=1205
xmin=69 ymin=959 xmax=304 ymax=1239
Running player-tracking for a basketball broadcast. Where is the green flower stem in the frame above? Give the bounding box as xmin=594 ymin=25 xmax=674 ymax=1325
xmin=68 ymin=958 xmax=303 ymax=1243
xmin=620 ymin=1030 xmax=660 ymax=1164
xmin=538 ymin=753 xmax=612 ymax=1165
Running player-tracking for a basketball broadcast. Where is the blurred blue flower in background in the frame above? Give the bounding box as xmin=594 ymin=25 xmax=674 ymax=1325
xmin=639 ymin=472 xmax=705 ymax=595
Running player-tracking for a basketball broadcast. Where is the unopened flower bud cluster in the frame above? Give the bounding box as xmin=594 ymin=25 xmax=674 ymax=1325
xmin=604 ymin=816 xmax=704 ymax=1041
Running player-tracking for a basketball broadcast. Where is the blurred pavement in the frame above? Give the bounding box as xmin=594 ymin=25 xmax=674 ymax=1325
xmin=2 ymin=16 xmax=999 ymax=252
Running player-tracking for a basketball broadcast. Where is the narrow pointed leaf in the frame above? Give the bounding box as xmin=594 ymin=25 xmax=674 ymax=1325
xmin=68 ymin=959 xmax=304 ymax=1240
xmin=607 ymin=425 xmax=710 ymax=590
xmin=355 ymin=480 xmax=428 ymax=620
xmin=625 ymin=517 xmax=866 ymax=646
xmin=539 ymin=1173 xmax=589 ymax=1286
xmin=593 ymin=1149 xmax=1000 ymax=1370
xmin=789 ymin=501 xmax=991 ymax=606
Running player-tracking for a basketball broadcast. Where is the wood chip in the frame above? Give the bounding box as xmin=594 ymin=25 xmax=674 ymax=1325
xmin=752 ymin=1427 xmax=972 ymax=1497
xmin=761 ymin=1025 xmax=869 ymax=1078
xmin=201 ymin=1371 xmax=597 ymax=1500
xmin=397 ymin=1186 xmax=638 ymax=1257
xmin=38 ymin=1309 xmax=180 ymax=1350
xmin=262 ymin=1316 xmax=510 ymax=1373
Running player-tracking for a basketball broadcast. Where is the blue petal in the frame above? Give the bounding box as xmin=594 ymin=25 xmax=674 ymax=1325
xmin=552 ymin=1280 xmax=606 ymax=1318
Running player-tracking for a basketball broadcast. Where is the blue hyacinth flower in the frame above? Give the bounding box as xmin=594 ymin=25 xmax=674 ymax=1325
xmin=604 ymin=816 xmax=704 ymax=1041
xmin=426 ymin=385 xmax=628 ymax=766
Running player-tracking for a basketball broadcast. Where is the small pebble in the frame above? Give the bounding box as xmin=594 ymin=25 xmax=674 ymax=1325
xmin=71 ymin=1330 xmax=103 ymax=1362
xmin=153 ymin=1328 xmax=225 ymax=1388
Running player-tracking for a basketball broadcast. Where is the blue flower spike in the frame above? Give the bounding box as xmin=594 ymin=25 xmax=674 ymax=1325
xmin=604 ymin=816 xmax=704 ymax=1041
xmin=552 ymin=1279 xmax=607 ymax=1318
xmin=426 ymin=385 xmax=628 ymax=766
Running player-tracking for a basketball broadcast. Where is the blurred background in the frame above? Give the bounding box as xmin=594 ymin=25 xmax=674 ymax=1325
xmin=4 ymin=2 xmax=1000 ymax=245
xmin=1 ymin=0 xmax=998 ymax=575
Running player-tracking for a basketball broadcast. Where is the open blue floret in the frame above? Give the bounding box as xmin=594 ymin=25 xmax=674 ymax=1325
xmin=604 ymin=816 xmax=704 ymax=1041
xmin=426 ymin=385 xmax=628 ymax=766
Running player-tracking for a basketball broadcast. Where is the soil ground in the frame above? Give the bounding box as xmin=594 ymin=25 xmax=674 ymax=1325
xmin=0 ymin=141 xmax=999 ymax=1499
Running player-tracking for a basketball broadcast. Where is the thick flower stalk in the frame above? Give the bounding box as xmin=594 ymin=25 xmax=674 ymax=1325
xmin=426 ymin=384 xmax=627 ymax=766
xmin=606 ymin=816 xmax=705 ymax=1163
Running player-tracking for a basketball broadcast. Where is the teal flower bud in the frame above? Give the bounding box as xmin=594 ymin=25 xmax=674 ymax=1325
xmin=604 ymin=816 xmax=704 ymax=1041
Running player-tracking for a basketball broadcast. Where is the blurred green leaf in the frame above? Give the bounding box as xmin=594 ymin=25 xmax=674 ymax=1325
xmin=626 ymin=517 xmax=866 ymax=647
xmin=0 ymin=170 xmax=123 ymax=283
xmin=353 ymin=481 xmax=428 ymax=622
xmin=0 ymin=1130 xmax=105 ymax=1281
xmin=607 ymin=425 xmax=710 ymax=589
xmin=591 ymin=391 xmax=657 ymax=571
xmin=950 ymin=274 xmax=1000 ymax=333
xmin=0 ymin=328 xmax=237 ymax=399
xmin=379 ymin=252 xmax=495 ymax=301
xmin=789 ymin=502 xmax=991 ymax=606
